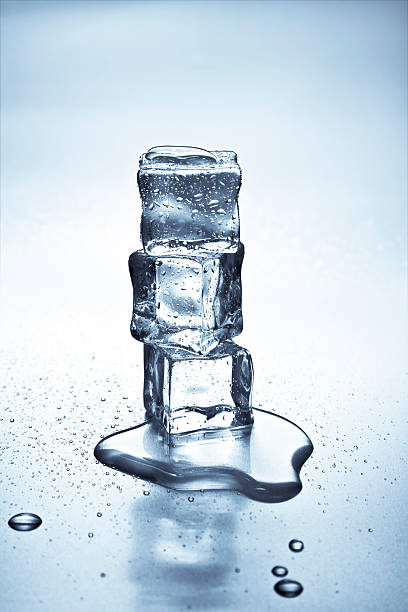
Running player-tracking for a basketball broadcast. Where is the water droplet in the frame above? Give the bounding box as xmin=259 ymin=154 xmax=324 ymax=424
xmin=97 ymin=512 xmax=102 ymax=517
xmin=8 ymin=513 xmax=42 ymax=532
xmin=88 ymin=532 xmax=94 ymax=538
xmin=188 ymin=496 xmax=194 ymax=502
xmin=100 ymin=572 xmax=106 ymax=578
xmin=234 ymin=568 xmax=240 ymax=573
xmin=289 ymin=539 xmax=304 ymax=552
xmin=10 ymin=418 xmax=14 ymax=423
xmin=272 ymin=566 xmax=288 ymax=577
xmin=368 ymin=528 xmax=373 ymax=533
xmin=274 ymin=579 xmax=303 ymax=598
xmin=143 ymin=490 xmax=150 ymax=496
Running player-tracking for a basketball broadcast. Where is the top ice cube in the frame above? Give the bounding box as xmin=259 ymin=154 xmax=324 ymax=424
xmin=139 ymin=146 xmax=241 ymax=255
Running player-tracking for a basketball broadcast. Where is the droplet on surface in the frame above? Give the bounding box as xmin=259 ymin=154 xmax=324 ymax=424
xmin=8 ymin=513 xmax=42 ymax=532
xmin=143 ymin=490 xmax=150 ymax=496
xmin=289 ymin=539 xmax=304 ymax=552
xmin=272 ymin=566 xmax=288 ymax=577
xmin=88 ymin=532 xmax=94 ymax=538
xmin=274 ymin=579 xmax=303 ymax=598
xmin=187 ymin=496 xmax=194 ymax=502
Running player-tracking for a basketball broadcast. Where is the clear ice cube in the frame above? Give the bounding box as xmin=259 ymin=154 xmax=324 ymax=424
xmin=143 ymin=341 xmax=253 ymax=435
xmin=129 ymin=244 xmax=244 ymax=354
xmin=138 ymin=145 xmax=241 ymax=255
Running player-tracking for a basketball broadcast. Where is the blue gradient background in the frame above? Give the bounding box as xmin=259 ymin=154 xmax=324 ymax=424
xmin=1 ymin=1 xmax=407 ymax=611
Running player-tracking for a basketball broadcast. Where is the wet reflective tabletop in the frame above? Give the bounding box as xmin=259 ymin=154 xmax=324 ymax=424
xmin=1 ymin=1 xmax=407 ymax=610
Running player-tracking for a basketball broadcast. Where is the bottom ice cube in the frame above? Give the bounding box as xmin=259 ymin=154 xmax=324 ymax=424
xmin=143 ymin=341 xmax=253 ymax=435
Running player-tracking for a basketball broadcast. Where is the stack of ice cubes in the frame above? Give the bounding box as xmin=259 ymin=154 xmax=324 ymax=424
xmin=129 ymin=146 xmax=254 ymax=435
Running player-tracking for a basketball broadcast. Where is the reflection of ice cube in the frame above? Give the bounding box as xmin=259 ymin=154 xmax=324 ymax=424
xmin=138 ymin=146 xmax=241 ymax=255
xmin=143 ymin=341 xmax=253 ymax=435
xmin=129 ymin=244 xmax=244 ymax=354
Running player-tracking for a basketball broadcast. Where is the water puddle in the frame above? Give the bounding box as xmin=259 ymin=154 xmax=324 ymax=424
xmin=94 ymin=408 xmax=313 ymax=503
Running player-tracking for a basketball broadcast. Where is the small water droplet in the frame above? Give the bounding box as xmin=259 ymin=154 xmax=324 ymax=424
xmin=368 ymin=528 xmax=373 ymax=533
xmin=88 ymin=532 xmax=94 ymax=538
xmin=97 ymin=512 xmax=102 ymax=518
xmin=100 ymin=572 xmax=106 ymax=578
xmin=143 ymin=490 xmax=150 ymax=496
xmin=8 ymin=513 xmax=42 ymax=532
xmin=234 ymin=568 xmax=240 ymax=573
xmin=289 ymin=539 xmax=304 ymax=552
xmin=10 ymin=418 xmax=14 ymax=423
xmin=272 ymin=566 xmax=288 ymax=577
xmin=188 ymin=496 xmax=194 ymax=502
xmin=274 ymin=579 xmax=303 ymax=598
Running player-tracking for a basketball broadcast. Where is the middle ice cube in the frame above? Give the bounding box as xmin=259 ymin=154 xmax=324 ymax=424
xmin=129 ymin=243 xmax=244 ymax=354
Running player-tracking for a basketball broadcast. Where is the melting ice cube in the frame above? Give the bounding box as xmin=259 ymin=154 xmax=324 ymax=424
xmin=138 ymin=145 xmax=241 ymax=255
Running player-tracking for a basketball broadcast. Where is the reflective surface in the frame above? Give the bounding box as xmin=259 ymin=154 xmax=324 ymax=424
xmin=1 ymin=1 xmax=406 ymax=611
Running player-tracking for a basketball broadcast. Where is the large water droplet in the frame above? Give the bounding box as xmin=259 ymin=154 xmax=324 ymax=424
xmin=289 ymin=539 xmax=304 ymax=552
xmin=272 ymin=566 xmax=288 ymax=577
xmin=8 ymin=513 xmax=42 ymax=532
xmin=274 ymin=579 xmax=303 ymax=598
xmin=145 ymin=146 xmax=217 ymax=165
